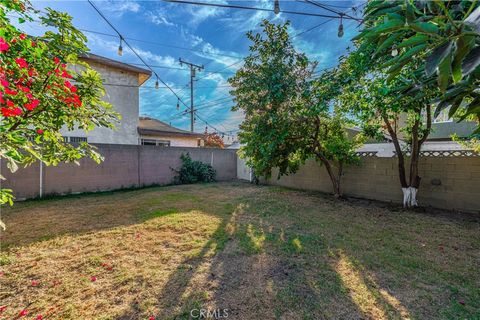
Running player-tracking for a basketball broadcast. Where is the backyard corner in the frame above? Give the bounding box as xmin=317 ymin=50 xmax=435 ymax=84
xmin=0 ymin=182 xmax=479 ymax=320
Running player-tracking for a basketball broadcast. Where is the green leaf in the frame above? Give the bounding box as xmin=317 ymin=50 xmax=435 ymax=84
xmin=461 ymin=46 xmax=480 ymax=77
xmin=458 ymin=97 xmax=480 ymax=121
xmin=464 ymin=6 xmax=480 ymax=34
xmin=409 ymin=21 xmax=439 ymax=34
xmin=374 ymin=18 xmax=405 ymax=33
xmin=374 ymin=32 xmax=402 ymax=57
xmin=437 ymin=51 xmax=452 ymax=91
xmin=397 ymin=34 xmax=429 ymax=48
xmin=425 ymin=41 xmax=453 ymax=77
xmin=452 ymin=35 xmax=475 ymax=83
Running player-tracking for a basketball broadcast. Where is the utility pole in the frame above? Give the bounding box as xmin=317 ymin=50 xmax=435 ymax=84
xmin=179 ymin=58 xmax=204 ymax=132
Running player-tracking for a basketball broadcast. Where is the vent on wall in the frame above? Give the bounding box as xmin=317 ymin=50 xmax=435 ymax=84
xmin=63 ymin=136 xmax=88 ymax=143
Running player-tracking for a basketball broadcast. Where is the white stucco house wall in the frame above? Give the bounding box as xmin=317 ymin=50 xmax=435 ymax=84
xmin=138 ymin=116 xmax=204 ymax=147
xmin=60 ymin=53 xmax=151 ymax=145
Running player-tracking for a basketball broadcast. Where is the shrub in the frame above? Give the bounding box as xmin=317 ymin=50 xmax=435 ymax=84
xmin=173 ymin=153 xmax=216 ymax=184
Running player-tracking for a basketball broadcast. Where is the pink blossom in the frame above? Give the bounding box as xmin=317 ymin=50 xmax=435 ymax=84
xmin=15 ymin=58 xmax=28 ymax=69
xmin=0 ymin=37 xmax=9 ymax=52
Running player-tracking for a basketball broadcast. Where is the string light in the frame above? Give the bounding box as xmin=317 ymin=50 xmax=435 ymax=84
xmin=117 ymin=37 xmax=123 ymax=56
xmin=274 ymin=0 xmax=280 ymax=14
xmin=337 ymin=14 xmax=344 ymax=37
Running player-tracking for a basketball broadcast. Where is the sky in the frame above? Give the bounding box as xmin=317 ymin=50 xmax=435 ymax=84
xmin=17 ymin=0 xmax=364 ymax=139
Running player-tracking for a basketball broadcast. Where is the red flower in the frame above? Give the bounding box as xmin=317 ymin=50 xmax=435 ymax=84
xmin=459 ymin=300 xmax=465 ymax=305
xmin=70 ymin=86 xmax=77 ymax=93
xmin=36 ymin=315 xmax=43 ymax=320
xmin=31 ymin=280 xmax=39 ymax=287
xmin=25 ymin=99 xmax=40 ymax=111
xmin=31 ymin=40 xmax=36 ymax=47
xmin=0 ymin=37 xmax=9 ymax=52
xmin=4 ymin=88 xmax=17 ymax=96
xmin=6 ymin=100 xmax=14 ymax=107
xmin=19 ymin=34 xmax=27 ymax=40
xmin=26 ymin=93 xmax=33 ymax=99
xmin=61 ymin=70 xmax=72 ymax=78
xmin=2 ymin=107 xmax=21 ymax=117
xmin=53 ymin=57 xmax=60 ymax=64
xmin=0 ymin=79 xmax=9 ymax=87
xmin=64 ymin=80 xmax=72 ymax=88
xmin=149 ymin=317 xmax=155 ymax=320
xmin=19 ymin=86 xmax=30 ymax=93
xmin=19 ymin=309 xmax=28 ymax=317
xmin=15 ymin=58 xmax=28 ymax=69
xmin=90 ymin=276 xmax=97 ymax=282
xmin=36 ymin=129 xmax=44 ymax=135
xmin=0 ymin=305 xmax=6 ymax=313
xmin=28 ymin=69 xmax=35 ymax=77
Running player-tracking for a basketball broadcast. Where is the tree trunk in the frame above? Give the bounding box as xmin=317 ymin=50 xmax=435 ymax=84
xmin=321 ymin=158 xmax=342 ymax=198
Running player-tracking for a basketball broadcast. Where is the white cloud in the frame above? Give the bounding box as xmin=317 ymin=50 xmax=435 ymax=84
xmin=97 ymin=0 xmax=140 ymax=16
xmin=145 ymin=9 xmax=176 ymax=27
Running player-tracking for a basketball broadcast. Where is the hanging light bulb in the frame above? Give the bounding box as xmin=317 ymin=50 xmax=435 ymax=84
xmin=274 ymin=0 xmax=280 ymax=14
xmin=176 ymin=99 xmax=180 ymax=110
xmin=337 ymin=15 xmax=344 ymax=38
xmin=155 ymin=77 xmax=159 ymax=89
xmin=391 ymin=45 xmax=399 ymax=57
xmin=117 ymin=37 xmax=123 ymax=56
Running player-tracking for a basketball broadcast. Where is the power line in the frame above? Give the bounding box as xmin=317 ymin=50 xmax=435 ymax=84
xmin=101 ymin=82 xmax=231 ymax=89
xmin=80 ymin=28 xmax=244 ymax=61
xmin=164 ymin=0 xmax=362 ymax=20
xmin=86 ymin=0 xmax=190 ymax=108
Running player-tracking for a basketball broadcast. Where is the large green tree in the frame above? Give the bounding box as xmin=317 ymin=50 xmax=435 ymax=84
xmin=356 ymin=0 xmax=480 ymax=131
xmin=337 ymin=53 xmax=440 ymax=206
xmin=229 ymin=20 xmax=360 ymax=197
xmin=0 ymin=0 xmax=119 ymax=227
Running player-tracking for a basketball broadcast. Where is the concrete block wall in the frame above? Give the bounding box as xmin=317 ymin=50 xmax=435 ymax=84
xmin=266 ymin=156 xmax=480 ymax=213
xmin=1 ymin=144 xmax=238 ymax=200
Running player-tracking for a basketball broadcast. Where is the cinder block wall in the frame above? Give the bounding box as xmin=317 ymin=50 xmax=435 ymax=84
xmin=266 ymin=157 xmax=480 ymax=213
xmin=1 ymin=144 xmax=237 ymax=200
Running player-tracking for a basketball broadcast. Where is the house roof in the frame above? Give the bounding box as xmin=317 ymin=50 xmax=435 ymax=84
xmin=80 ymin=53 xmax=152 ymax=85
xmin=138 ymin=117 xmax=204 ymax=138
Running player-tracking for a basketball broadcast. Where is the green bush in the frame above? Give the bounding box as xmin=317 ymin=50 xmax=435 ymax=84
xmin=173 ymin=153 xmax=216 ymax=184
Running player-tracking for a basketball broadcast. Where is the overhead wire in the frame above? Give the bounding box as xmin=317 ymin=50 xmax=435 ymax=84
xmin=87 ymin=0 xmax=190 ymax=108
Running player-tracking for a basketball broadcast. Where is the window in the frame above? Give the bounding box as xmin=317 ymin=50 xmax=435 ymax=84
xmin=141 ymin=138 xmax=170 ymax=147
xmin=63 ymin=136 xmax=88 ymax=143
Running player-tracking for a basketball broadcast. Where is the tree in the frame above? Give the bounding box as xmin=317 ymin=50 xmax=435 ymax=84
xmin=337 ymin=54 xmax=439 ymax=206
xmin=0 ymin=0 xmax=119 ymax=225
xmin=203 ymin=131 xmax=225 ymax=148
xmin=229 ymin=20 xmax=361 ymax=197
xmin=355 ymin=0 xmax=480 ymax=132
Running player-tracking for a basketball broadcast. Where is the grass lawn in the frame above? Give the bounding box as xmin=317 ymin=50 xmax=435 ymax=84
xmin=0 ymin=182 xmax=479 ymax=319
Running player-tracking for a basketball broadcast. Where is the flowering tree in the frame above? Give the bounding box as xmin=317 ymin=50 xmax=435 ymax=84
xmin=203 ymin=131 xmax=225 ymax=148
xmin=0 ymin=0 xmax=119 ymax=224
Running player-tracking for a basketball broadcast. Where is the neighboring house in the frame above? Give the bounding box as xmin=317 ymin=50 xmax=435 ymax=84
xmin=428 ymin=113 xmax=477 ymax=141
xmin=60 ymin=53 xmax=151 ymax=145
xmin=138 ymin=116 xmax=204 ymax=147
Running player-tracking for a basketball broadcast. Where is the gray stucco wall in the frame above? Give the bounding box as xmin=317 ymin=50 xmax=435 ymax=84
xmin=60 ymin=61 xmax=140 ymax=145
xmin=1 ymin=144 xmax=238 ymax=200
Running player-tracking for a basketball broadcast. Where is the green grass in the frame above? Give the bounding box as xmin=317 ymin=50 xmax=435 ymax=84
xmin=0 ymin=182 xmax=478 ymax=319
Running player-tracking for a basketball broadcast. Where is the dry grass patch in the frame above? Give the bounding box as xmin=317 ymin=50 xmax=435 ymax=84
xmin=0 ymin=182 xmax=479 ymax=319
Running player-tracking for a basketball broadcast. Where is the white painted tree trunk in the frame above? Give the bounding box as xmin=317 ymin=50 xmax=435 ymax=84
xmin=402 ymin=187 xmax=418 ymax=208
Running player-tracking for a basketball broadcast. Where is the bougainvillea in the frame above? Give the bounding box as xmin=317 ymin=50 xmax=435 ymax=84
xmin=0 ymin=0 xmax=119 ymax=224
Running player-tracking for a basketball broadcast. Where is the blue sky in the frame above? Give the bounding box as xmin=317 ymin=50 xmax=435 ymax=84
xmin=22 ymin=0 xmax=363 ymax=138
